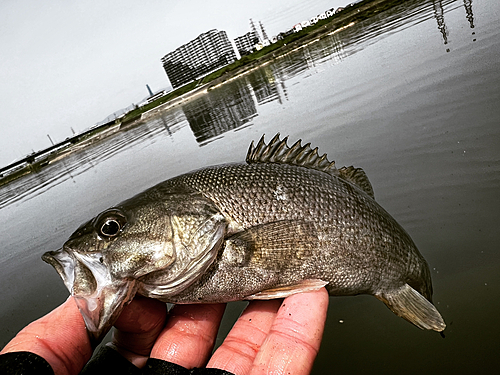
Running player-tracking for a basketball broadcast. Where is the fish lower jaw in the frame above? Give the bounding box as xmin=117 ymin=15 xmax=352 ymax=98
xmin=73 ymin=279 xmax=138 ymax=342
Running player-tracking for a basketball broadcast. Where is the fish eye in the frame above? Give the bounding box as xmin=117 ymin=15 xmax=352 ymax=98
xmin=100 ymin=219 xmax=121 ymax=237
xmin=95 ymin=209 xmax=127 ymax=239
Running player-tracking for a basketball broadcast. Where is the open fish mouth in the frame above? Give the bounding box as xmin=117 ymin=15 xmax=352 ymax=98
xmin=42 ymin=248 xmax=138 ymax=343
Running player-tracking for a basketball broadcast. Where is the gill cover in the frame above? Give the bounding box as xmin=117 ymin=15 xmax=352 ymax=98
xmin=43 ymin=189 xmax=228 ymax=342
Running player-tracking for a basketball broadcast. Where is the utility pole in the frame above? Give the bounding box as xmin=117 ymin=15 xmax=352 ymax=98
xmin=250 ymin=18 xmax=262 ymax=43
xmin=259 ymin=21 xmax=269 ymax=42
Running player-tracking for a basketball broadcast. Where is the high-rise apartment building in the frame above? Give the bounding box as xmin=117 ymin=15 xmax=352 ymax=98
xmin=234 ymin=31 xmax=260 ymax=56
xmin=161 ymin=29 xmax=237 ymax=89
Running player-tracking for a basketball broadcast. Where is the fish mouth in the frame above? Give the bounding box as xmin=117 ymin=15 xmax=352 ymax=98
xmin=42 ymin=248 xmax=138 ymax=344
xmin=42 ymin=248 xmax=75 ymax=291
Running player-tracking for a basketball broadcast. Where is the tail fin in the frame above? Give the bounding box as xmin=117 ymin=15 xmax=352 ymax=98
xmin=376 ymin=283 xmax=446 ymax=332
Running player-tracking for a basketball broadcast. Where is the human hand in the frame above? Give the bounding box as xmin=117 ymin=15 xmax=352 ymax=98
xmin=1 ymin=288 xmax=329 ymax=375
xmin=0 ymin=296 xmax=92 ymax=375
xmin=143 ymin=288 xmax=329 ymax=375
xmin=0 ymin=296 xmax=167 ymax=375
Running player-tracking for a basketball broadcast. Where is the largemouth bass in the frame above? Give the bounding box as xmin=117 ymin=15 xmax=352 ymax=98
xmin=43 ymin=134 xmax=445 ymax=341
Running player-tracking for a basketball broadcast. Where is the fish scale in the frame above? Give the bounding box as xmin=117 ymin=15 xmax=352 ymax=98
xmin=178 ymin=163 xmax=342 ymax=227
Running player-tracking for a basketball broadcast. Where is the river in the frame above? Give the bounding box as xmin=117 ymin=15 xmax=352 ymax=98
xmin=1 ymin=0 xmax=499 ymax=373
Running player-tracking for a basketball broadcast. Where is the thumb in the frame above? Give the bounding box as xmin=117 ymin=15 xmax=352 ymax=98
xmin=1 ymin=297 xmax=92 ymax=375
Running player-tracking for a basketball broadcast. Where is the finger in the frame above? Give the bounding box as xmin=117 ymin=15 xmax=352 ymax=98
xmin=250 ymin=288 xmax=329 ymax=375
xmin=207 ymin=299 xmax=282 ymax=375
xmin=0 ymin=296 xmax=92 ymax=375
xmin=150 ymin=303 xmax=226 ymax=369
xmin=110 ymin=296 xmax=168 ymax=368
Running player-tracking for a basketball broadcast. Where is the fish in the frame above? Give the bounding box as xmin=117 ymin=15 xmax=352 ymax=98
xmin=42 ymin=133 xmax=446 ymax=342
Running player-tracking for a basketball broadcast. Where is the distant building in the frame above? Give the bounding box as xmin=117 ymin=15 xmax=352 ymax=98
xmin=138 ymin=90 xmax=170 ymax=107
xmin=234 ymin=31 xmax=260 ymax=56
xmin=161 ymin=29 xmax=237 ymax=89
xmin=293 ymin=7 xmax=338 ymax=33
xmin=276 ymin=28 xmax=294 ymax=41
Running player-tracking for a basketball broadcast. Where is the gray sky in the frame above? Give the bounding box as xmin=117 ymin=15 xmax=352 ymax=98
xmin=0 ymin=0 xmax=346 ymax=167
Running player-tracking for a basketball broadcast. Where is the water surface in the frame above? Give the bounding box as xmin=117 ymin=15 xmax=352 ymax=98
xmin=1 ymin=0 xmax=499 ymax=373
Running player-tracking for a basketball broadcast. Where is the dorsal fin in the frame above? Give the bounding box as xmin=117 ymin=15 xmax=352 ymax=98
xmin=246 ymin=133 xmax=339 ymax=177
xmin=247 ymin=134 xmax=375 ymax=199
xmin=339 ymin=166 xmax=375 ymax=199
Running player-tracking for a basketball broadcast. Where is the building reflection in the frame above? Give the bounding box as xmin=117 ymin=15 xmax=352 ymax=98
xmin=247 ymin=66 xmax=283 ymax=105
xmin=182 ymin=80 xmax=258 ymax=144
xmin=182 ymin=32 xmax=345 ymax=145
xmin=154 ymin=108 xmax=188 ymax=138
xmin=182 ymin=63 xmax=291 ymax=144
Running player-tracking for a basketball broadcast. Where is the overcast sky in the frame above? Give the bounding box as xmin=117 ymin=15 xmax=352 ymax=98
xmin=0 ymin=0 xmax=348 ymax=167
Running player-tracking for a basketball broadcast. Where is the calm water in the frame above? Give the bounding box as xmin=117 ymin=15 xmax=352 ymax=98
xmin=1 ymin=0 xmax=499 ymax=373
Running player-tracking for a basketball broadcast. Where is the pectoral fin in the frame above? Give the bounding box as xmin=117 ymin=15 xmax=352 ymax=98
xmin=376 ymin=283 xmax=446 ymax=332
xmin=246 ymin=279 xmax=328 ymax=300
xmin=225 ymin=220 xmax=319 ymax=269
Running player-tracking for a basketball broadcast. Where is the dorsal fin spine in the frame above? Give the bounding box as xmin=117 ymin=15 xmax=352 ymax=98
xmin=284 ymin=140 xmax=302 ymax=161
xmin=308 ymin=147 xmax=320 ymax=164
xmin=295 ymin=144 xmax=309 ymax=164
xmin=246 ymin=133 xmax=339 ymax=177
xmin=272 ymin=137 xmax=288 ymax=162
xmin=274 ymin=140 xmax=287 ymax=160
xmin=246 ymin=134 xmax=375 ymax=199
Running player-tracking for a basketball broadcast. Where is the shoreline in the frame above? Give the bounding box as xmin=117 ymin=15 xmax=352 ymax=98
xmin=0 ymin=0 xmax=404 ymax=187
